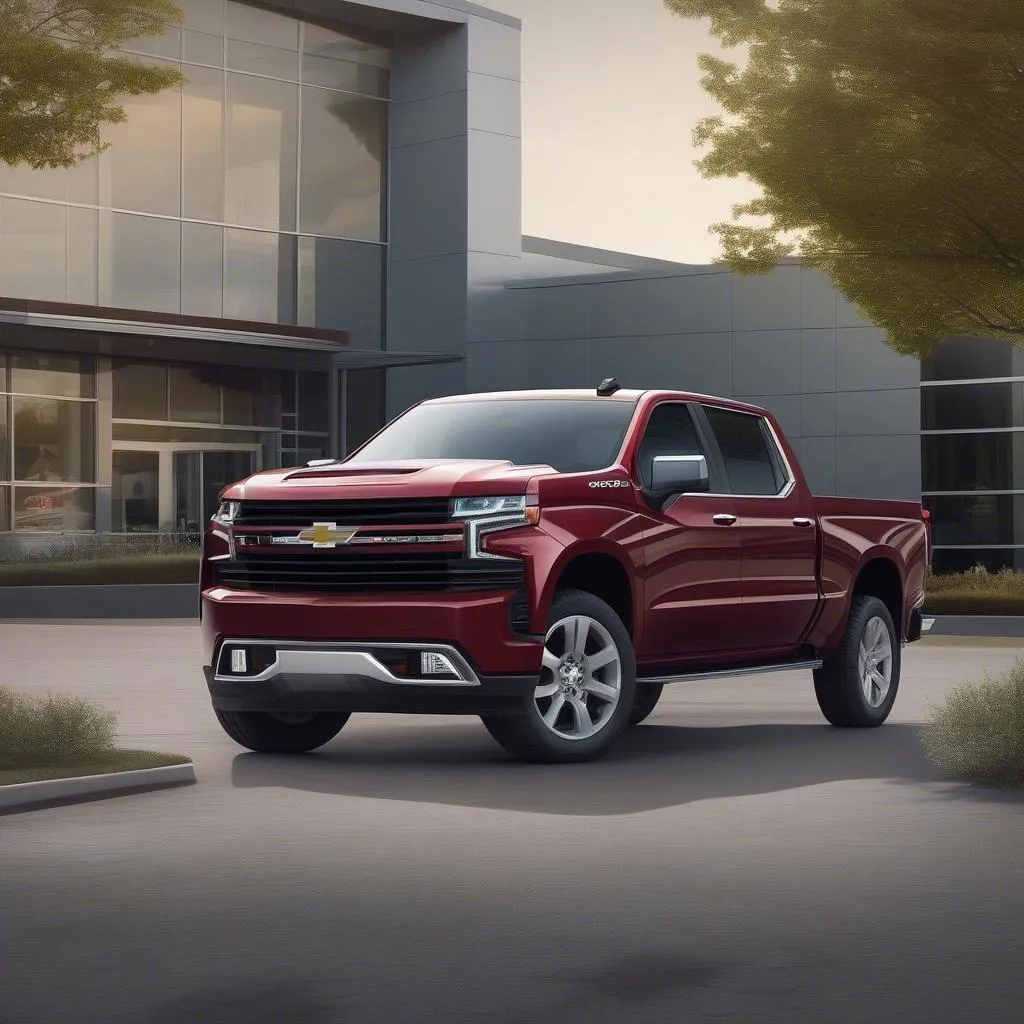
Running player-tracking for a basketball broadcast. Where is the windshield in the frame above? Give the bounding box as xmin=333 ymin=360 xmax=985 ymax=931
xmin=348 ymin=399 xmax=637 ymax=474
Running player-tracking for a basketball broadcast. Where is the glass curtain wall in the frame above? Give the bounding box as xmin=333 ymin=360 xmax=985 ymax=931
xmin=0 ymin=0 xmax=390 ymax=349
xmin=922 ymin=336 xmax=1024 ymax=571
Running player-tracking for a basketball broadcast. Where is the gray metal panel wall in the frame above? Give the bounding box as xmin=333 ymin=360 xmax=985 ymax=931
xmin=387 ymin=11 xmax=523 ymax=417
xmin=472 ymin=263 xmax=921 ymax=500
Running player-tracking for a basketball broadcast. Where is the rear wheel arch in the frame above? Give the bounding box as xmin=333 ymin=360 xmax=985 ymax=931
xmin=852 ymin=555 xmax=904 ymax=637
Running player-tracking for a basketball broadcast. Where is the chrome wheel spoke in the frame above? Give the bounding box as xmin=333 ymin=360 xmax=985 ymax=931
xmin=535 ymin=680 xmax=560 ymax=699
xmin=543 ymin=694 xmax=566 ymax=727
xmin=583 ymin=678 xmax=619 ymax=704
xmin=565 ymin=616 xmax=590 ymax=657
xmin=588 ymin=644 xmax=618 ymax=672
xmin=541 ymin=648 xmax=562 ymax=675
xmin=569 ymin=698 xmax=594 ymax=737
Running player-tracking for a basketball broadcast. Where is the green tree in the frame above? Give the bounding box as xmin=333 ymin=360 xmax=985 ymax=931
xmin=0 ymin=0 xmax=184 ymax=171
xmin=665 ymin=0 xmax=1024 ymax=357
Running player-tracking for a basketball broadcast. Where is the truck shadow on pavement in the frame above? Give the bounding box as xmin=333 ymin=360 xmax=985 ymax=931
xmin=230 ymin=720 xmax=1015 ymax=816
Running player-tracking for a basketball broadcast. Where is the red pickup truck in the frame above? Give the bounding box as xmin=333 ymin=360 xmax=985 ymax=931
xmin=201 ymin=380 xmax=931 ymax=764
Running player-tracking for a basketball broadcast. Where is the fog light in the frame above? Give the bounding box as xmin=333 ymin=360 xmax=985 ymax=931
xmin=420 ymin=651 xmax=460 ymax=678
xmin=231 ymin=649 xmax=247 ymax=674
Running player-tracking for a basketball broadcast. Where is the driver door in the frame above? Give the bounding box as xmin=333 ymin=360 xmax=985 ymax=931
xmin=635 ymin=402 xmax=743 ymax=663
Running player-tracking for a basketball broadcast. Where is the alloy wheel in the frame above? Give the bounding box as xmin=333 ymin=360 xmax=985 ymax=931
xmin=534 ymin=614 xmax=623 ymax=741
xmin=858 ymin=615 xmax=893 ymax=708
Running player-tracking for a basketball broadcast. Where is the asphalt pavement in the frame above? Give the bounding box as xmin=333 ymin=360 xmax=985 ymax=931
xmin=1 ymin=622 xmax=1022 ymax=1024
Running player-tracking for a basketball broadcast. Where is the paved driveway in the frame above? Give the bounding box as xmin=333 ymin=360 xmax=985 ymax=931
xmin=1 ymin=622 xmax=1022 ymax=1024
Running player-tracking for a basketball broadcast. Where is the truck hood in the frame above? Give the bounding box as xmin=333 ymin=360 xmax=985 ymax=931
xmin=224 ymin=460 xmax=559 ymax=502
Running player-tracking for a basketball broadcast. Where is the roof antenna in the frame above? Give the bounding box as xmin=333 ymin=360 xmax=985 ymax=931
xmin=596 ymin=377 xmax=621 ymax=397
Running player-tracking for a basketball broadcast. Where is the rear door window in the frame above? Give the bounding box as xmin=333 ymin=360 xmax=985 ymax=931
xmin=701 ymin=406 xmax=787 ymax=496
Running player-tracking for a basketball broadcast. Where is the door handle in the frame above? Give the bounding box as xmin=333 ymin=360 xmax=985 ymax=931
xmin=793 ymin=517 xmax=815 ymax=528
xmin=713 ymin=513 xmax=738 ymax=526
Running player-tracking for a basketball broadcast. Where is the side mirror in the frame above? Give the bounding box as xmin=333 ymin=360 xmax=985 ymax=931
xmin=649 ymin=455 xmax=710 ymax=499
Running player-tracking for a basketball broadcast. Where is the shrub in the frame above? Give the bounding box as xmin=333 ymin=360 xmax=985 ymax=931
xmin=923 ymin=567 xmax=1024 ymax=616
xmin=0 ymin=686 xmax=119 ymax=769
xmin=925 ymin=566 xmax=1024 ymax=596
xmin=920 ymin=661 xmax=1024 ymax=787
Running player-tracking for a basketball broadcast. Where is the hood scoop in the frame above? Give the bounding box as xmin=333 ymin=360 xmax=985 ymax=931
xmin=283 ymin=465 xmax=422 ymax=481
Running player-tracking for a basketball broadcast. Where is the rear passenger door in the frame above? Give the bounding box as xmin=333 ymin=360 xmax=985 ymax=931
xmin=696 ymin=405 xmax=820 ymax=656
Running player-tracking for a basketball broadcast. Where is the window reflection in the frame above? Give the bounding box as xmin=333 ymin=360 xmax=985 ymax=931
xmin=112 ymin=451 xmax=160 ymax=532
xmin=922 ymin=383 xmax=1024 ymax=431
xmin=12 ymin=353 xmax=93 ymax=399
xmin=113 ymin=361 xmax=169 ymax=420
xmin=182 ymin=65 xmax=225 ymax=223
xmin=226 ymin=1 xmax=299 ymax=49
xmin=922 ymin=336 xmax=1015 ymax=382
xmin=105 ymin=213 xmax=181 ymax=313
xmin=103 ymin=62 xmax=182 ymax=217
xmin=0 ymin=396 xmax=8 ymax=480
xmin=169 ymin=365 xmax=221 ymax=423
xmin=922 ymin=433 xmax=1023 ymax=492
xmin=225 ymin=73 xmax=298 ymax=231
xmin=14 ymin=486 xmax=94 ymax=531
xmin=300 ymin=90 xmax=385 ymax=240
xmin=227 ymin=39 xmax=298 ymax=80
xmin=0 ymin=198 xmax=68 ymax=303
xmin=178 ymin=0 xmax=225 ymax=35
xmin=924 ymin=494 xmax=1018 ymax=546
xmin=182 ymin=222 xmax=225 ymax=318
xmin=224 ymin=228 xmax=296 ymax=323
xmin=301 ymin=237 xmax=383 ymax=343
xmin=13 ymin=398 xmax=95 ymax=483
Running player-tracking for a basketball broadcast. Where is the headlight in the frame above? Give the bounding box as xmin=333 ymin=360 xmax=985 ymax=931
xmin=452 ymin=495 xmax=526 ymax=518
xmin=212 ymin=501 xmax=241 ymax=524
xmin=453 ymin=495 xmax=538 ymax=560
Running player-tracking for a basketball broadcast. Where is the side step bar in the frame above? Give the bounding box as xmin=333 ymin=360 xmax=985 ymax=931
xmin=639 ymin=659 xmax=823 ymax=686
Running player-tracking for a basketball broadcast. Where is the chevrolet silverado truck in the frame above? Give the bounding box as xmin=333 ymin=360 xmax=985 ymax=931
xmin=201 ymin=379 xmax=931 ymax=764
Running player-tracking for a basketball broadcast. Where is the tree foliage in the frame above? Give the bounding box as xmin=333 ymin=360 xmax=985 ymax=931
xmin=0 ymin=0 xmax=184 ymax=171
xmin=664 ymin=0 xmax=1024 ymax=357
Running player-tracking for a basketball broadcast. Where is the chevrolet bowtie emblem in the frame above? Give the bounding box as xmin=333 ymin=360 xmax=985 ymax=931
xmin=296 ymin=522 xmax=357 ymax=548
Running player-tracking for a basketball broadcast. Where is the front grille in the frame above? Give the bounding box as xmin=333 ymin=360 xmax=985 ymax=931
xmin=234 ymin=498 xmax=452 ymax=528
xmin=216 ymin=552 xmax=525 ymax=593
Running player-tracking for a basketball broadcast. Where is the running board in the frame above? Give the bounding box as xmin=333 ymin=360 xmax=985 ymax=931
xmin=639 ymin=659 xmax=823 ymax=686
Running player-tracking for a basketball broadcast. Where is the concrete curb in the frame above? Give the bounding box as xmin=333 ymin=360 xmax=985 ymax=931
xmin=926 ymin=615 xmax=1024 ymax=639
xmin=0 ymin=584 xmax=198 ymax=620
xmin=0 ymin=762 xmax=196 ymax=813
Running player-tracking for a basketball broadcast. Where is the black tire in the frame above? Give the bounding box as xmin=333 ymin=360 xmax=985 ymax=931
xmin=481 ymin=589 xmax=637 ymax=764
xmin=813 ymin=595 xmax=901 ymax=728
xmin=214 ymin=708 xmax=350 ymax=753
xmin=629 ymin=683 xmax=664 ymax=725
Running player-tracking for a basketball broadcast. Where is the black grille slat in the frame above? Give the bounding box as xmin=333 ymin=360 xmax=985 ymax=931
xmin=234 ymin=499 xmax=452 ymax=527
xmin=216 ymin=554 xmax=524 ymax=593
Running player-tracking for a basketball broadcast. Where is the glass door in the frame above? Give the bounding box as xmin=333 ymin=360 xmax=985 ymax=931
xmin=173 ymin=450 xmax=258 ymax=532
xmin=111 ymin=450 xmax=161 ymax=532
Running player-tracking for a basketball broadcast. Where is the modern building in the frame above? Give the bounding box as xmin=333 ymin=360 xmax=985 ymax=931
xmin=0 ymin=0 xmax=1013 ymax=573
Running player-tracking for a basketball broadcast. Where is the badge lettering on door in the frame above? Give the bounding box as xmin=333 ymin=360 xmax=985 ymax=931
xmin=588 ymin=480 xmax=631 ymax=489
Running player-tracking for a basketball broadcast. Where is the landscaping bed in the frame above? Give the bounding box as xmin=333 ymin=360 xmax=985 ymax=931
xmin=0 ymin=554 xmax=199 ymax=587
xmin=1 ymin=750 xmax=191 ymax=786
xmin=923 ymin=568 xmax=1024 ymax=617
xmin=0 ymin=685 xmax=192 ymax=798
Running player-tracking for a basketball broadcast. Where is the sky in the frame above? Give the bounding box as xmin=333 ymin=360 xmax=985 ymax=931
xmin=486 ymin=0 xmax=759 ymax=264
